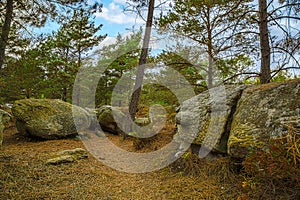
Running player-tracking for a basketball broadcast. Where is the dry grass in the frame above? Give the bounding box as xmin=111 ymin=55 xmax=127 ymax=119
xmin=1 ymin=121 xmax=298 ymax=199
xmin=248 ymin=78 xmax=300 ymax=92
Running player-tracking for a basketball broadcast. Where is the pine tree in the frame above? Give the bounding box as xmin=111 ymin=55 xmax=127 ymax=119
xmin=41 ymin=8 xmax=106 ymax=102
xmin=95 ymin=30 xmax=142 ymax=106
xmin=158 ymin=0 xmax=255 ymax=88
xmin=257 ymin=0 xmax=300 ymax=83
xmin=0 ymin=0 xmax=103 ymax=72
xmin=128 ymin=0 xmax=155 ymax=121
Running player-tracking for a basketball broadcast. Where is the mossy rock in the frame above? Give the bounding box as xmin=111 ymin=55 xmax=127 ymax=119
xmin=45 ymin=148 xmax=88 ymax=165
xmin=0 ymin=109 xmax=11 ymax=147
xmin=228 ymin=79 xmax=300 ymax=158
xmin=95 ymin=105 xmax=128 ymax=135
xmin=12 ymin=99 xmax=90 ymax=139
xmin=174 ymin=85 xmax=248 ymax=154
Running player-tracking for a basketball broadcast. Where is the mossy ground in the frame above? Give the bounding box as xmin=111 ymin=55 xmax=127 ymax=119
xmin=1 ymin=121 xmax=298 ymax=199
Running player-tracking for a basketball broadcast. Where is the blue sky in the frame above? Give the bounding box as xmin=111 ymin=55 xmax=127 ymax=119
xmin=36 ymin=0 xmax=170 ymax=51
xmin=93 ymin=0 xmax=174 ymax=54
xmin=94 ymin=0 xmax=145 ymax=46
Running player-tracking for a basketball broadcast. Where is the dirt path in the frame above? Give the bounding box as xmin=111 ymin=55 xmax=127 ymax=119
xmin=1 ymin=125 xmax=241 ymax=199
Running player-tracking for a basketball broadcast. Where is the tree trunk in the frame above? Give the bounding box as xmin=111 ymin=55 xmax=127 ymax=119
xmin=208 ymin=53 xmax=213 ymax=88
xmin=206 ymin=6 xmax=213 ymax=89
xmin=75 ymin=47 xmax=81 ymax=105
xmin=62 ymin=87 xmax=67 ymax=102
xmin=258 ymin=0 xmax=272 ymax=84
xmin=129 ymin=0 xmax=155 ymax=120
xmin=0 ymin=0 xmax=14 ymax=71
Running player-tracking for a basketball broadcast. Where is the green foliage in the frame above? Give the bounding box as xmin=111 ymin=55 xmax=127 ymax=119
xmin=0 ymin=48 xmax=45 ymax=102
xmin=158 ymin=49 xmax=207 ymax=94
xmin=0 ymin=22 xmax=30 ymax=59
xmin=95 ymin=29 xmax=142 ymax=106
xmin=216 ymin=54 xmax=254 ymax=82
xmin=158 ymin=0 xmax=255 ymax=56
xmin=139 ymin=84 xmax=179 ymax=107
xmin=38 ymin=9 xmax=105 ymax=102
xmin=271 ymin=70 xmax=293 ymax=83
xmin=0 ymin=4 xmax=105 ymax=103
xmin=0 ymin=0 xmax=103 ymax=27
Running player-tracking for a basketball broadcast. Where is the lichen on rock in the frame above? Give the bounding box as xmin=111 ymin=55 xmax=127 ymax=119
xmin=228 ymin=79 xmax=300 ymax=158
xmin=174 ymin=79 xmax=300 ymax=159
xmin=95 ymin=105 xmax=128 ymax=135
xmin=45 ymin=148 xmax=88 ymax=165
xmin=12 ymin=99 xmax=90 ymax=139
xmin=174 ymin=85 xmax=248 ymax=155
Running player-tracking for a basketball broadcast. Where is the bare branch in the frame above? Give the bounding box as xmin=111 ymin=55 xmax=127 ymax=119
xmin=223 ymin=72 xmax=260 ymax=83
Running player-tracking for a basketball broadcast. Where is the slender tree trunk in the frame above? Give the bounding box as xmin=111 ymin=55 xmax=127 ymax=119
xmin=75 ymin=50 xmax=81 ymax=105
xmin=62 ymin=47 xmax=69 ymax=102
xmin=206 ymin=6 xmax=213 ymax=89
xmin=0 ymin=0 xmax=13 ymax=71
xmin=105 ymin=76 xmax=108 ymax=105
xmin=258 ymin=0 xmax=272 ymax=84
xmin=62 ymin=87 xmax=67 ymax=102
xmin=129 ymin=0 xmax=155 ymax=120
xmin=208 ymin=53 xmax=213 ymax=88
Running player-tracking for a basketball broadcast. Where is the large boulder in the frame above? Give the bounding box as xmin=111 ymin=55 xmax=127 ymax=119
xmin=95 ymin=105 xmax=128 ymax=134
xmin=228 ymin=79 xmax=300 ymax=158
xmin=174 ymin=85 xmax=248 ymax=155
xmin=174 ymin=79 xmax=300 ymax=159
xmin=12 ymin=99 xmax=90 ymax=139
xmin=0 ymin=109 xmax=11 ymax=147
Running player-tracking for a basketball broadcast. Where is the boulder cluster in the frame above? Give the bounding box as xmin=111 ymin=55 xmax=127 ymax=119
xmin=175 ymin=79 xmax=300 ymax=158
xmin=1 ymin=79 xmax=299 ymax=160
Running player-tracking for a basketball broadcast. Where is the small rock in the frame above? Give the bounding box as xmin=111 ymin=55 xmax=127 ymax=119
xmin=46 ymin=155 xmax=76 ymax=165
xmin=45 ymin=148 xmax=88 ymax=165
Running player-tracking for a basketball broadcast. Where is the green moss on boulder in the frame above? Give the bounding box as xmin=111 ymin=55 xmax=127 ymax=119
xmin=228 ymin=79 xmax=300 ymax=158
xmin=96 ymin=105 xmax=127 ymax=134
xmin=0 ymin=109 xmax=11 ymax=147
xmin=174 ymin=85 xmax=248 ymax=154
xmin=12 ymin=99 xmax=90 ymax=139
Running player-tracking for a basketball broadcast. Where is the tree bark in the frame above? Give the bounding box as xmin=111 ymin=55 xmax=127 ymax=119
xmin=258 ymin=0 xmax=272 ymax=84
xmin=208 ymin=53 xmax=213 ymax=88
xmin=0 ymin=0 xmax=14 ymax=71
xmin=207 ymin=6 xmax=213 ymax=89
xmin=129 ymin=0 xmax=155 ymax=120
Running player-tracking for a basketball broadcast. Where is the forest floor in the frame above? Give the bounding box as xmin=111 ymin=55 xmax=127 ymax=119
xmin=0 ymin=121 xmax=298 ymax=199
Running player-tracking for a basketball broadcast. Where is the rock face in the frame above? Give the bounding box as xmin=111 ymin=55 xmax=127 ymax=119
xmin=95 ymin=105 xmax=128 ymax=135
xmin=0 ymin=109 xmax=11 ymax=147
xmin=12 ymin=99 xmax=90 ymax=139
xmin=175 ymin=79 xmax=300 ymax=159
xmin=228 ymin=80 xmax=300 ymax=158
xmin=174 ymin=85 xmax=248 ymax=155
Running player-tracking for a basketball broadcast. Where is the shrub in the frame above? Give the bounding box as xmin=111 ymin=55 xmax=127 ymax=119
xmin=241 ymin=125 xmax=300 ymax=199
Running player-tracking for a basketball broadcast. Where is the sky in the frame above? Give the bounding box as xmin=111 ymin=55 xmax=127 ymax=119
xmin=94 ymin=0 xmax=146 ymax=47
xmin=93 ymin=0 xmax=175 ymax=55
xmin=35 ymin=0 xmax=146 ymax=47
xmin=36 ymin=0 xmax=299 ymax=73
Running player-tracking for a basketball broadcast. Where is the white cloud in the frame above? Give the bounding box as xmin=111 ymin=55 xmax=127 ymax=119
xmin=113 ymin=0 xmax=127 ymax=4
xmin=97 ymin=32 xmax=136 ymax=49
xmin=95 ymin=2 xmax=144 ymax=25
xmin=98 ymin=36 xmax=118 ymax=48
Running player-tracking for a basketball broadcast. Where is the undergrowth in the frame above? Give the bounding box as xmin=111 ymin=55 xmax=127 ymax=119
xmin=241 ymin=125 xmax=300 ymax=199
